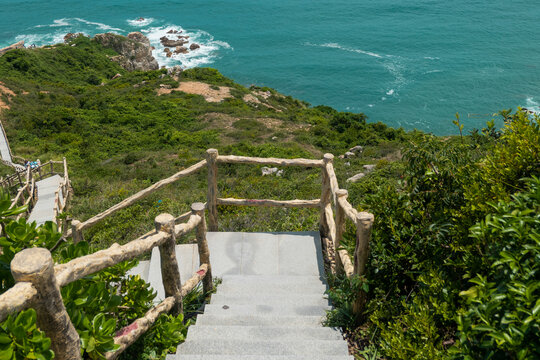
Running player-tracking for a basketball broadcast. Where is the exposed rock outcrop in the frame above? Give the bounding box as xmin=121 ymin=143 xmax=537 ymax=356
xmin=64 ymin=33 xmax=83 ymax=43
xmin=93 ymin=32 xmax=159 ymax=71
xmin=0 ymin=41 xmax=25 ymax=56
xmin=190 ymin=43 xmax=200 ymax=51
xmin=161 ymin=38 xmax=188 ymax=47
xmin=174 ymin=46 xmax=188 ymax=54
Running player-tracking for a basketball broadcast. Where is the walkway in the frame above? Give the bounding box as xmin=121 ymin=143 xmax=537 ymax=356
xmin=131 ymin=232 xmax=354 ymax=360
xmin=27 ymin=175 xmax=64 ymax=226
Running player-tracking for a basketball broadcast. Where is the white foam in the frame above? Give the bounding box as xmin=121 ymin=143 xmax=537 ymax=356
xmin=74 ymin=18 xmax=123 ymax=32
xmin=368 ymin=104 xmax=374 ymax=108
xmin=35 ymin=18 xmax=71 ymax=28
xmin=127 ymin=18 xmax=155 ymax=27
xmin=386 ymin=89 xmax=395 ymax=95
xmin=424 ymin=56 xmax=440 ymax=60
xmin=424 ymin=69 xmax=442 ymax=74
xmin=304 ymin=41 xmax=384 ymax=59
xmin=15 ymin=31 xmax=68 ymax=47
xmin=142 ymin=25 xmax=232 ymax=68
xmin=524 ymin=97 xmax=540 ymax=114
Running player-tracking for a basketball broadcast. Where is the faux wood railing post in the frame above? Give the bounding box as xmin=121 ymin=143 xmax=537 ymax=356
xmin=155 ymin=213 xmax=183 ymax=315
xmin=334 ymin=189 xmax=348 ymax=275
xmin=37 ymin=159 xmax=42 ymax=179
xmin=11 ymin=248 xmax=81 ymax=360
xmin=352 ymin=212 xmax=374 ymax=318
xmin=319 ymin=153 xmax=333 ymax=238
xmin=206 ymin=149 xmax=219 ymax=231
xmin=71 ymin=219 xmax=84 ymax=243
xmin=50 ymin=161 xmax=54 ymax=176
xmin=191 ymin=202 xmax=213 ymax=294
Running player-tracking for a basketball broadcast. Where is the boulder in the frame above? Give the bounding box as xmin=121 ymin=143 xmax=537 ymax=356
xmin=261 ymin=167 xmax=279 ymax=176
xmin=94 ymin=32 xmax=159 ymax=71
xmin=349 ymin=145 xmax=363 ymax=154
xmin=167 ymin=65 xmax=183 ymax=76
xmin=167 ymin=29 xmax=179 ymax=34
xmin=161 ymin=38 xmax=188 ymax=47
xmin=174 ymin=46 xmax=188 ymax=54
xmin=111 ymin=73 xmax=122 ymax=80
xmin=363 ymin=164 xmax=376 ymax=171
xmin=346 ymin=173 xmax=365 ymax=183
xmin=190 ymin=43 xmax=200 ymax=50
xmin=344 ymin=151 xmax=355 ymax=158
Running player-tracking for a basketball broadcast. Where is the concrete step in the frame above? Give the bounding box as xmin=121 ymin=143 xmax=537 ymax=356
xmin=187 ymin=325 xmax=343 ymax=341
xmin=195 ymin=315 xmax=324 ymax=327
xmin=216 ymin=281 xmax=327 ymax=295
xmin=176 ymin=339 xmax=349 ymax=356
xmin=206 ymin=232 xmax=324 ymax=277
xmin=210 ymin=294 xmax=330 ymax=307
xmin=167 ymin=356 xmax=354 ymax=360
xmin=126 ymin=260 xmax=150 ymax=282
xmin=203 ymin=304 xmax=330 ymax=317
xmin=220 ymin=275 xmax=326 ymax=286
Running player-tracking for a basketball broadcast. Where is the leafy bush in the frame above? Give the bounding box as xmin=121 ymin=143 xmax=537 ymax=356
xmin=454 ymin=177 xmax=540 ymax=360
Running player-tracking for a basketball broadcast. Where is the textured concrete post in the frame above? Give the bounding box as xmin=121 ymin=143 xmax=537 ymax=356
xmin=37 ymin=159 xmax=42 ymax=179
xmin=155 ymin=213 xmax=183 ymax=315
xmin=71 ymin=220 xmax=84 ymax=243
xmin=319 ymin=154 xmax=333 ymax=238
xmin=352 ymin=212 xmax=374 ymax=318
xmin=50 ymin=161 xmax=54 ymax=176
xmin=206 ymin=149 xmax=219 ymax=231
xmin=334 ymin=189 xmax=348 ymax=275
xmin=11 ymin=248 xmax=81 ymax=360
xmin=191 ymin=203 xmax=213 ymax=294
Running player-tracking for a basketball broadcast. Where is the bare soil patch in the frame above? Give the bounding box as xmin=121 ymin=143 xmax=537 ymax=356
xmin=157 ymin=81 xmax=232 ymax=102
xmin=0 ymin=82 xmax=16 ymax=111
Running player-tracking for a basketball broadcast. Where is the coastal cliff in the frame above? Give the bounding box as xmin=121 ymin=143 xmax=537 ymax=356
xmin=92 ymin=32 xmax=159 ymax=72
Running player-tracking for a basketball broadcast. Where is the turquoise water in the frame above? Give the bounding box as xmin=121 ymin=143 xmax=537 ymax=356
xmin=1 ymin=0 xmax=539 ymax=134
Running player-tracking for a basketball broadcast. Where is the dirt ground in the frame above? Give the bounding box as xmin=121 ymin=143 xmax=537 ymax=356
xmin=156 ymin=81 xmax=232 ymax=102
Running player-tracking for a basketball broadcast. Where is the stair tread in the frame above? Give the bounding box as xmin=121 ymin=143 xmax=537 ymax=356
xmin=177 ymin=338 xmax=349 ymax=356
xmin=203 ymin=303 xmax=330 ymax=316
xmin=196 ymin=314 xmax=324 ymax=327
xmin=210 ymin=294 xmax=329 ymax=306
xmin=187 ymin=325 xmax=343 ymax=341
xmin=168 ymin=356 xmax=354 ymax=360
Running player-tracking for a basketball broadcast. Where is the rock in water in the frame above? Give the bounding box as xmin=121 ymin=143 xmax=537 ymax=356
xmin=93 ymin=32 xmax=159 ymax=71
xmin=161 ymin=38 xmax=188 ymax=47
xmin=190 ymin=43 xmax=200 ymax=50
xmin=64 ymin=33 xmax=83 ymax=43
xmin=174 ymin=46 xmax=188 ymax=54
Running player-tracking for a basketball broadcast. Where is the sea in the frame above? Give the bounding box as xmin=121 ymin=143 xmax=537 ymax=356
xmin=1 ymin=0 xmax=539 ymax=134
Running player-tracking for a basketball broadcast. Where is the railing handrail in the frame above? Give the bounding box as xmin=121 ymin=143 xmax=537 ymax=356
xmin=1 ymin=149 xmax=374 ymax=357
xmin=1 ymin=205 xmax=211 ymax=360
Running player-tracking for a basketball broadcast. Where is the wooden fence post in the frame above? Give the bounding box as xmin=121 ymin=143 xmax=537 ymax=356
xmin=191 ymin=202 xmax=213 ymax=294
xmin=352 ymin=211 xmax=374 ymax=318
xmin=71 ymin=219 xmax=84 ymax=243
xmin=37 ymin=159 xmax=42 ymax=179
xmin=155 ymin=213 xmax=183 ymax=315
xmin=50 ymin=161 xmax=54 ymax=176
xmin=334 ymin=189 xmax=348 ymax=275
xmin=11 ymin=248 xmax=81 ymax=360
xmin=319 ymin=154 xmax=333 ymax=238
xmin=206 ymin=149 xmax=218 ymax=231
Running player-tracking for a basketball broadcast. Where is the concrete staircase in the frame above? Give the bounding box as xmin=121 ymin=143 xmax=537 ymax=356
xmin=130 ymin=232 xmax=353 ymax=360
xmin=27 ymin=175 xmax=63 ymax=226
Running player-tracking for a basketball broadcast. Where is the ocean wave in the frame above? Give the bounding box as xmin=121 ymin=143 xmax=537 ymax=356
xmin=35 ymin=18 xmax=71 ymax=28
xmin=74 ymin=18 xmax=123 ymax=32
xmin=127 ymin=18 xmax=155 ymax=27
xmin=424 ymin=56 xmax=440 ymax=60
xmin=142 ymin=25 xmax=232 ymax=68
xmin=386 ymin=89 xmax=395 ymax=95
xmin=15 ymin=31 xmax=67 ymax=47
xmin=304 ymin=41 xmax=384 ymax=59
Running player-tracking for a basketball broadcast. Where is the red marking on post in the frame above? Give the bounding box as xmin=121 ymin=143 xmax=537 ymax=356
xmin=115 ymin=322 xmax=138 ymax=337
xmin=196 ymin=269 xmax=206 ymax=276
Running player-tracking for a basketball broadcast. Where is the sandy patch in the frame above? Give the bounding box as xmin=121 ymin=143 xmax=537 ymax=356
xmin=157 ymin=81 xmax=232 ymax=102
xmin=0 ymin=82 xmax=16 ymax=111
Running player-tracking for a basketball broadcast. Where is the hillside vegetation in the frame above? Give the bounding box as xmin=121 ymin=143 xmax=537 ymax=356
xmin=0 ymin=35 xmax=538 ymax=360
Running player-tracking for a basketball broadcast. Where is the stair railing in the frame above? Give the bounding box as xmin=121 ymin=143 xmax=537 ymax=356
xmin=0 ymin=202 xmax=212 ymax=360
